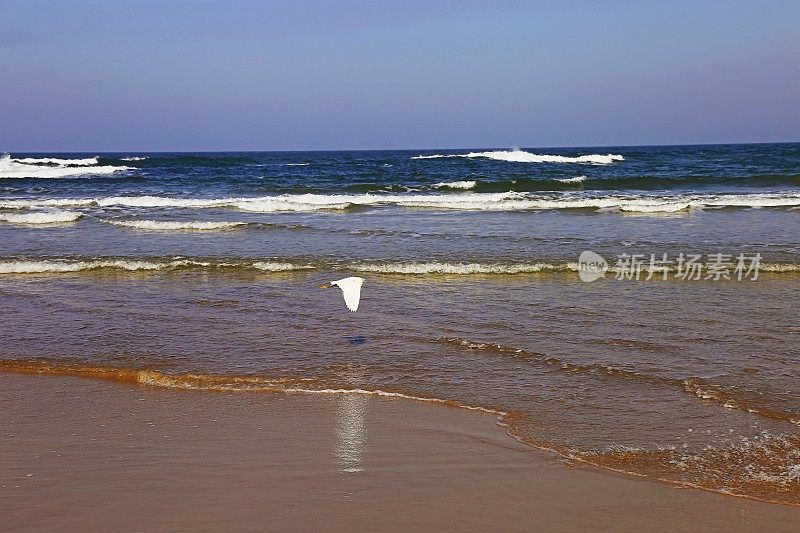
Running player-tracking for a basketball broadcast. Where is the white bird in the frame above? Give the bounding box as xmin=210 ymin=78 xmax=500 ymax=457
xmin=321 ymin=276 xmax=364 ymax=312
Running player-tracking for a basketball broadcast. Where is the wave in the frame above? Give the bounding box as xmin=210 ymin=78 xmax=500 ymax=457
xmin=0 ymin=359 xmax=505 ymax=415
xmin=555 ymin=175 xmax=587 ymax=184
xmin=0 ymin=258 xmax=569 ymax=275
xmin=1 ymin=356 xmax=798 ymax=505
xmin=438 ymin=337 xmax=800 ymax=426
xmin=13 ymin=156 xmax=99 ymax=166
xmin=433 ymin=180 xmax=477 ymax=190
xmin=0 ymin=154 xmax=130 ymax=179
xmin=412 ymin=149 xmax=624 ymax=165
xmin=0 ymin=209 xmax=81 ymax=224
xmin=569 ymin=432 xmax=800 ymax=506
xmin=361 ymin=174 xmax=800 ymax=194
xmin=0 ymin=257 xmax=797 ymax=276
xmin=486 ymin=174 xmax=800 ymax=193
xmin=104 ymin=219 xmax=245 ymax=231
xmin=4 ymin=192 xmax=799 ymax=213
xmin=120 ymin=156 xmax=147 ymax=161
xmin=0 ymin=259 xmax=177 ymax=274
xmin=0 ymin=258 xmax=317 ymax=274
xmin=253 ymin=261 xmax=315 ymax=272
xmin=351 ymin=261 xmax=577 ymax=275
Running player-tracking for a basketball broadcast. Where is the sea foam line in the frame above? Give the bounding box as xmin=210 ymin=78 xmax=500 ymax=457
xmin=3 ymin=192 xmax=799 ymax=213
xmin=412 ymin=149 xmax=624 ymax=165
xmin=0 ymin=258 xmax=797 ymax=275
xmin=104 ymin=219 xmax=245 ymax=231
xmin=0 ymin=209 xmax=82 ymax=224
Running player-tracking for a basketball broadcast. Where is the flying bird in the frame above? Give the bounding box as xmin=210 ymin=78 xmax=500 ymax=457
xmin=321 ymin=276 xmax=364 ymax=312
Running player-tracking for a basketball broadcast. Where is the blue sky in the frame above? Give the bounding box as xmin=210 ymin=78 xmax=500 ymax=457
xmin=1 ymin=0 xmax=798 ymax=150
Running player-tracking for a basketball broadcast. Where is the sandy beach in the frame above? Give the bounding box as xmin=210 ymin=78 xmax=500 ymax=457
xmin=2 ymin=373 xmax=798 ymax=532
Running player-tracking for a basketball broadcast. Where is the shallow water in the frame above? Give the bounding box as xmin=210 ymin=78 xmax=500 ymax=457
xmin=1 ymin=145 xmax=798 ymax=503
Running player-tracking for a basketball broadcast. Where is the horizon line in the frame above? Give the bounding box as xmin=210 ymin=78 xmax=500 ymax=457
xmin=3 ymin=140 xmax=798 ymax=154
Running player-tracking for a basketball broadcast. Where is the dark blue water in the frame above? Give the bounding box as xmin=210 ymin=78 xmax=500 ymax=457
xmin=3 ymin=144 xmax=800 ymax=198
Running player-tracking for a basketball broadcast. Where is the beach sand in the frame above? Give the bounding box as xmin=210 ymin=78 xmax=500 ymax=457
xmin=2 ymin=373 xmax=798 ymax=532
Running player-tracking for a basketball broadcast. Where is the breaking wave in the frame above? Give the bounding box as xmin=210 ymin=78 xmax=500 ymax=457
xmin=13 ymin=157 xmax=99 ymax=166
xmin=556 ymin=175 xmax=587 ymax=184
xmin=0 ymin=154 xmax=130 ymax=179
xmin=412 ymin=149 xmax=625 ymax=165
xmin=2 ymin=192 xmax=799 ymax=213
xmin=0 ymin=258 xmax=574 ymax=275
xmin=0 ymin=209 xmax=82 ymax=224
xmin=120 ymin=156 xmax=147 ymax=161
xmin=351 ymin=261 xmax=577 ymax=275
xmin=104 ymin=219 xmax=245 ymax=231
xmin=433 ymin=180 xmax=477 ymax=190
xmin=0 ymin=257 xmax=797 ymax=276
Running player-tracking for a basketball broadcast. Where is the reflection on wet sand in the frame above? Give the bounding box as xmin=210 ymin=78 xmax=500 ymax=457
xmin=335 ymin=394 xmax=368 ymax=473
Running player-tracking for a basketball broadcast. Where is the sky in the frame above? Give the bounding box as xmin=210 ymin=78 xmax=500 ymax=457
xmin=1 ymin=0 xmax=798 ymax=151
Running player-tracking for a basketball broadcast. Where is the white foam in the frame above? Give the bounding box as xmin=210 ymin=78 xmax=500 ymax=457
xmin=556 ymin=175 xmax=587 ymax=184
xmin=0 ymin=257 xmax=797 ymax=276
xmin=252 ymin=261 xmax=314 ymax=272
xmin=120 ymin=156 xmax=147 ymax=161
xmin=3 ymin=192 xmax=800 ymax=213
xmin=759 ymin=263 xmax=800 ymax=273
xmin=433 ymin=180 xmax=477 ymax=190
xmin=0 ymin=198 xmax=97 ymax=209
xmin=13 ymin=157 xmax=98 ymax=166
xmin=0 ymin=259 xmax=166 ymax=274
xmin=105 ymin=219 xmax=245 ymax=231
xmin=703 ymin=195 xmax=800 ymax=208
xmin=617 ymin=201 xmax=698 ymax=213
xmin=285 ymin=163 xmax=310 ymax=166
xmin=412 ymin=150 xmax=624 ymax=165
xmin=233 ymin=196 xmax=354 ymax=212
xmin=352 ymin=261 xmax=578 ymax=275
xmin=0 ymin=154 xmax=129 ymax=179
xmin=0 ymin=209 xmax=82 ymax=224
xmin=95 ymin=195 xmax=223 ymax=208
xmin=282 ymin=387 xmax=506 ymax=415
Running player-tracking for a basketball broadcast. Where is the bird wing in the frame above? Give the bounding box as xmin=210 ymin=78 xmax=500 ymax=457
xmin=332 ymin=277 xmax=363 ymax=312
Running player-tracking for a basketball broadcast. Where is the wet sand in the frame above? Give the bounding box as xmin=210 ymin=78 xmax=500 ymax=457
xmin=2 ymin=373 xmax=798 ymax=532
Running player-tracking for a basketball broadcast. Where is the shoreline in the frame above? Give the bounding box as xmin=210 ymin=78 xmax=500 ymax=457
xmin=3 ymin=373 xmax=799 ymax=531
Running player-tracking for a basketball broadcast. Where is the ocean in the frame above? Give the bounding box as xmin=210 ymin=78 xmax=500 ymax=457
xmin=1 ymin=144 xmax=798 ymax=504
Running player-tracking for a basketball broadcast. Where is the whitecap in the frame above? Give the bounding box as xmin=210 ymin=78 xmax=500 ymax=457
xmin=412 ymin=149 xmax=624 ymax=165
xmin=0 ymin=209 xmax=82 ymax=224
xmin=105 ymin=219 xmax=245 ymax=231
xmin=0 ymin=154 xmax=129 ymax=179
xmin=13 ymin=157 xmax=99 ymax=166
xmin=433 ymin=180 xmax=477 ymax=190
xmin=4 ymin=192 xmax=800 ymax=213
xmin=556 ymin=176 xmax=587 ymax=184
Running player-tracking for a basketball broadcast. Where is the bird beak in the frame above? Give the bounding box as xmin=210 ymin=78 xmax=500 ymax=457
xmin=319 ymin=284 xmax=331 ymax=289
